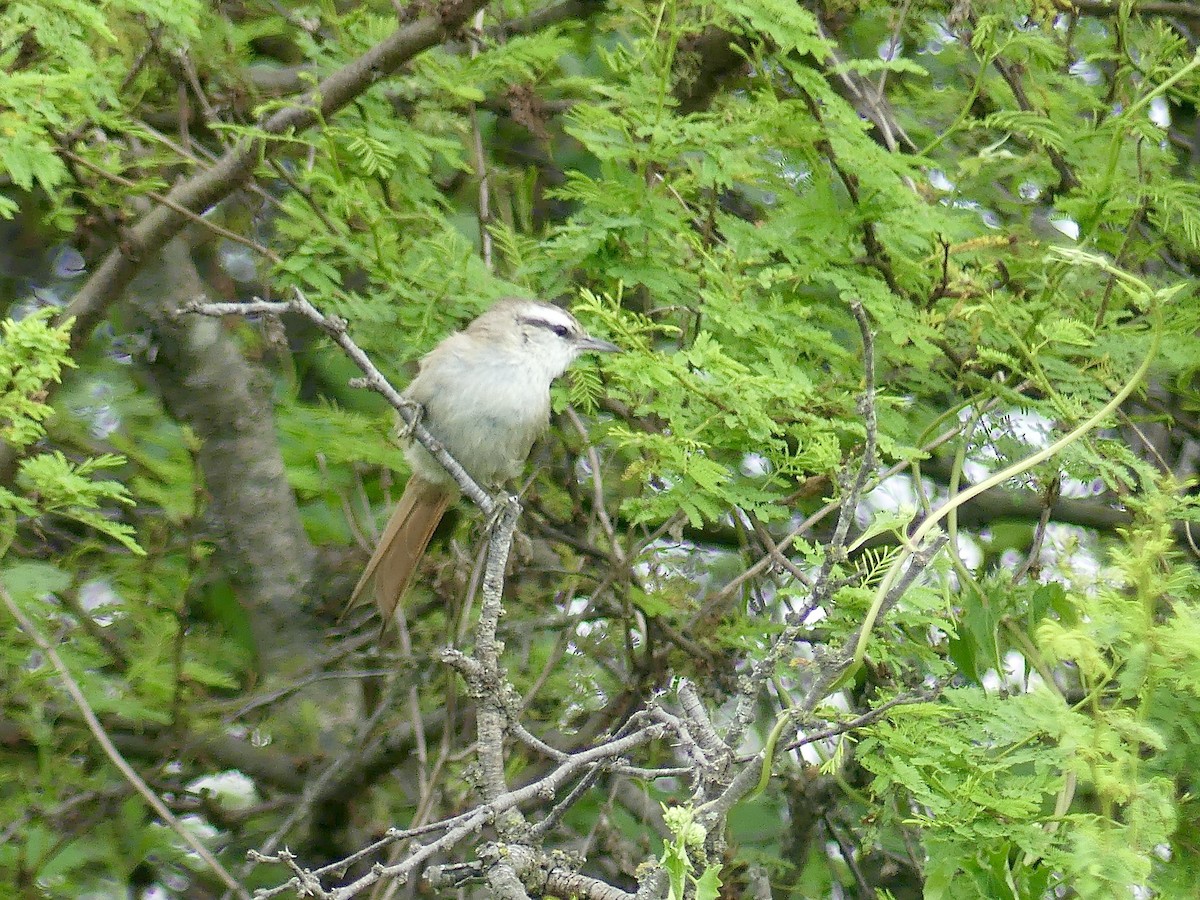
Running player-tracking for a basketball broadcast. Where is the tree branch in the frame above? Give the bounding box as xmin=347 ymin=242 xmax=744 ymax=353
xmin=60 ymin=1 xmax=490 ymax=351
xmin=0 ymin=584 xmax=251 ymax=899
xmin=0 ymin=0 xmax=494 ymax=484
xmin=182 ymin=293 xmax=495 ymax=514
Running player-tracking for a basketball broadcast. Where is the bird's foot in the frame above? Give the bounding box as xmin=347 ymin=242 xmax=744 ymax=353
xmin=485 ymin=492 xmax=522 ymax=535
xmin=394 ymin=400 xmax=425 ymax=441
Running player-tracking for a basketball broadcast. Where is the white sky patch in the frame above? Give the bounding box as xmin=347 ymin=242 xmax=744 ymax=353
xmin=796 ymin=740 xmax=825 ymax=766
xmin=859 ymin=473 xmax=921 ymax=527
xmin=565 ymin=595 xmax=590 ymax=617
xmin=895 ymin=406 xmax=1119 ymax=590
xmin=877 ymin=37 xmax=903 ymax=61
xmin=1069 ymin=58 xmax=1103 ymax=87
xmin=1002 ymin=650 xmax=1046 ymax=692
xmin=981 ymin=668 xmax=1004 ymax=693
xmin=562 ymin=594 xmax=595 ymax=637
xmin=1059 ymin=475 xmax=1106 ymax=499
xmin=187 ymin=769 xmax=260 ymax=811
xmin=52 ymin=245 xmax=86 ymax=278
xmin=1050 ymin=216 xmax=1080 ymax=240
xmin=932 ymin=20 xmax=957 ymax=45
xmin=90 ymin=406 xmax=121 ymax=440
xmin=961 ymin=457 xmax=992 ymax=484
xmin=824 ymin=691 xmax=852 ymax=714
xmin=75 ymin=379 xmax=122 ymax=440
xmin=1005 ymin=409 xmax=1052 ymax=446
xmin=1149 ymin=95 xmax=1171 ymax=129
xmin=32 ymin=285 xmax=64 ymax=307
xmin=574 ymin=455 xmax=594 ymax=481
xmin=958 ymin=406 xmax=1108 ymax=502
xmin=979 ymin=653 xmax=1046 ymax=696
xmin=741 ymin=452 xmax=771 ymax=477
xmin=802 ymin=604 xmax=828 ymax=625
xmin=955 ymin=532 xmax=983 ymax=571
xmin=825 ymin=839 xmax=846 ymax=864
xmin=157 ymin=814 xmax=220 ymax=862
xmin=632 ymin=538 xmax=731 ymax=610
xmin=218 ymin=241 xmax=258 ymax=283
xmin=999 ymin=548 xmax=1024 ymax=571
xmin=922 ymin=20 xmax=957 ymax=54
xmin=574 ymin=619 xmax=595 ymax=638
xmin=1036 ymin=524 xmax=1103 ymax=589
xmin=961 ymin=408 xmax=1054 ymax=483
xmin=78 ymin=579 xmax=124 ymax=626
xmin=928 ymin=169 xmax=955 ymax=192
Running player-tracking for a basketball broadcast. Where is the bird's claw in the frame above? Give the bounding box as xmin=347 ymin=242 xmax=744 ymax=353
xmin=485 ymin=493 xmax=522 ymax=534
xmin=395 ymin=400 xmax=424 ymax=441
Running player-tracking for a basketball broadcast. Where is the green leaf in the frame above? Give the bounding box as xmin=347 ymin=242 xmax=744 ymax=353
xmin=0 ymin=561 xmax=70 ymax=601
xmin=694 ymin=864 xmax=723 ymax=900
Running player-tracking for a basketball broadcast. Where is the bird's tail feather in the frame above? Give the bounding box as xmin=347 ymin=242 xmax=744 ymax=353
xmin=344 ymin=476 xmax=453 ymax=625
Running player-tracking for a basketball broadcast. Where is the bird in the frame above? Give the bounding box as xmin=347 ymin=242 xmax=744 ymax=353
xmin=347 ymin=298 xmax=620 ymax=625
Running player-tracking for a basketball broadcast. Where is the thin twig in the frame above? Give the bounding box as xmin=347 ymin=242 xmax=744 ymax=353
xmin=180 ymin=293 xmax=495 ymax=514
xmin=744 ymin=509 xmax=812 ymax=588
xmin=0 ymin=584 xmax=251 ymax=900
xmin=467 ymin=8 xmax=495 ymax=271
xmin=707 ymin=418 xmax=964 ymax=612
xmin=59 ymin=148 xmax=282 ymax=264
xmin=1011 ymin=477 xmax=1059 ymax=584
xmin=565 ymin=406 xmax=625 ymax=565
xmin=255 ymin=724 xmax=669 ymax=899
xmin=770 ymin=681 xmax=948 ymax=758
xmin=822 ymin=813 xmax=873 ymax=899
xmin=227 ymin=675 xmax=408 ymax=897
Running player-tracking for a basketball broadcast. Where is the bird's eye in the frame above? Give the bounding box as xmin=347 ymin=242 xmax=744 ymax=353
xmin=551 ymin=324 xmax=570 ymax=338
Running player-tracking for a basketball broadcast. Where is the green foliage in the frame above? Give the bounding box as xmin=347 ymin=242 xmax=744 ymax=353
xmin=660 ymin=805 xmax=722 ymax=900
xmin=7 ymin=0 xmax=1200 ymax=896
xmin=15 ymin=451 xmax=141 ymax=554
xmin=0 ymin=309 xmax=73 ymax=447
xmin=0 ymin=0 xmax=205 ymax=222
xmin=865 ymin=506 xmax=1200 ymax=897
xmin=0 ymin=311 xmax=140 ymax=553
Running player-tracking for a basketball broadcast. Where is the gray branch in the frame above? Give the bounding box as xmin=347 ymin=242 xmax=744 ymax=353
xmin=181 ymin=294 xmax=494 ymax=514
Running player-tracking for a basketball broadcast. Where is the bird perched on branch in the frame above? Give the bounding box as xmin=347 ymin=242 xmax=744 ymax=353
xmin=347 ymin=299 xmax=621 ymax=625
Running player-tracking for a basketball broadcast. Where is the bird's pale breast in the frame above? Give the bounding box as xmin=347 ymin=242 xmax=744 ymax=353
xmin=403 ymin=337 xmax=553 ymax=488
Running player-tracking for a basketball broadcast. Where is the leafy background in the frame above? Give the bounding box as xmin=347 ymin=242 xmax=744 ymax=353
xmin=1 ymin=0 xmax=1199 ymax=897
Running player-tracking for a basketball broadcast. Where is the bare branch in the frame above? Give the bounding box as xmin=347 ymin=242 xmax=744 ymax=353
xmin=1068 ymin=0 xmax=1200 ymax=17
xmin=472 ymin=500 xmax=523 ymax=809
xmin=59 ymin=0 xmax=490 ymax=350
xmin=0 ymin=584 xmax=251 ymax=900
xmin=255 ymin=723 xmax=669 ymax=898
xmin=181 ymin=293 xmax=495 ymax=515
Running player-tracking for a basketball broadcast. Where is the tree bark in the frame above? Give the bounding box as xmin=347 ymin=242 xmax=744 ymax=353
xmin=126 ymin=239 xmax=318 ymax=669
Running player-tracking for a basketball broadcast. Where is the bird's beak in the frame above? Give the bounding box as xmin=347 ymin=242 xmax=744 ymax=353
xmin=578 ymin=335 xmax=622 ymax=354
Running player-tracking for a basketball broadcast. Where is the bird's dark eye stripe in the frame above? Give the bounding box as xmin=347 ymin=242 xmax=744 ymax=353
xmin=523 ymin=316 xmax=573 ymax=338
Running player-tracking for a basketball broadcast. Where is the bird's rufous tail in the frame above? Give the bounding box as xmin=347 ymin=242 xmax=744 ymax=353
xmin=345 ymin=476 xmax=453 ymax=624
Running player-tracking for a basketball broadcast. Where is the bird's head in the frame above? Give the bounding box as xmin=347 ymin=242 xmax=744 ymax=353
xmin=472 ymin=299 xmax=621 ymax=381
